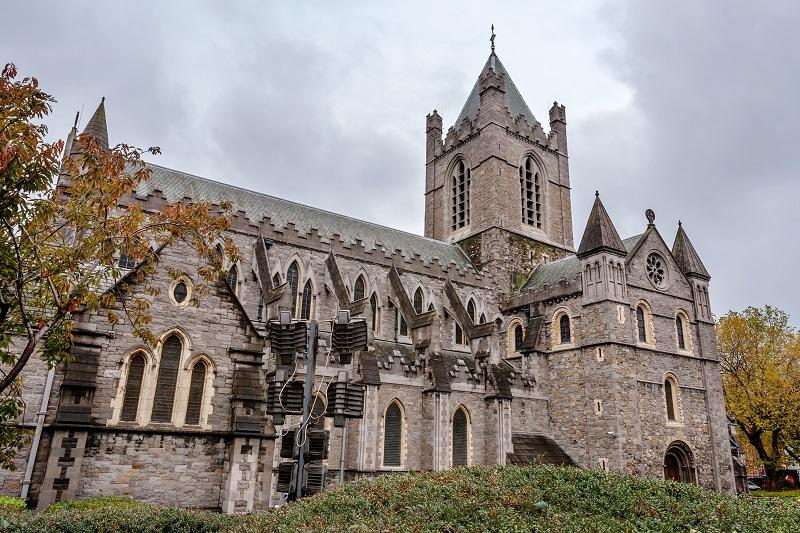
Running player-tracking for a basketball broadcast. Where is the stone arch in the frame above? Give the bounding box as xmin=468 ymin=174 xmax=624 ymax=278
xmin=635 ymin=299 xmax=655 ymax=345
xmin=662 ymin=372 xmax=683 ymax=424
xmin=663 ymin=440 xmax=696 ymax=484
xmin=674 ymin=308 xmax=693 ymax=353
xmin=506 ymin=317 xmax=526 ymax=355
xmin=551 ymin=307 xmax=572 ymax=347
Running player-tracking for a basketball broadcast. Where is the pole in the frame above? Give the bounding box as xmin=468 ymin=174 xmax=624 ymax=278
xmin=294 ymin=320 xmax=318 ymax=501
xmin=339 ymin=424 xmax=348 ymax=484
xmin=21 ymin=365 xmax=56 ymax=500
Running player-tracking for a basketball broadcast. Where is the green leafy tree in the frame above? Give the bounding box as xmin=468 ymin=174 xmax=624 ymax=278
xmin=0 ymin=63 xmax=238 ymax=468
xmin=717 ymin=305 xmax=800 ymax=490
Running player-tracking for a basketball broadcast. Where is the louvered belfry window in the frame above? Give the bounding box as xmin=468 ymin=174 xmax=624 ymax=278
xmin=519 ymin=156 xmax=542 ymax=228
xmin=452 ymin=408 xmax=468 ymax=466
xmin=120 ymin=353 xmax=146 ymax=422
xmin=383 ymin=402 xmax=403 ymax=467
xmin=151 ymin=335 xmax=182 ymax=422
xmin=354 ymin=276 xmax=366 ymax=301
xmin=450 ymin=160 xmax=470 ymax=231
xmin=185 ymin=361 xmax=207 ymax=425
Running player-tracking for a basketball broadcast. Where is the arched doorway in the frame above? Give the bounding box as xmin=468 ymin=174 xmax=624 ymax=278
xmin=663 ymin=441 xmax=696 ymax=484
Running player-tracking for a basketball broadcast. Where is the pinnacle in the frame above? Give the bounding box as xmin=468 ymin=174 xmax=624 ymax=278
xmin=82 ymin=97 xmax=109 ymax=150
xmin=577 ymin=194 xmax=626 ymax=258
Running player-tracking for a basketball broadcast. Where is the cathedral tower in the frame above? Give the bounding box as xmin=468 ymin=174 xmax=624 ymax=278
xmin=424 ymin=34 xmax=574 ymax=295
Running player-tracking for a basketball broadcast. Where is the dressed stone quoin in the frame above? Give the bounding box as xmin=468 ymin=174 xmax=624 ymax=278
xmin=1 ymin=35 xmax=741 ymax=511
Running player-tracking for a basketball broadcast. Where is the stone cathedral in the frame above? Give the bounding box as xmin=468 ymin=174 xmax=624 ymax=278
xmin=2 ymin=42 xmax=738 ymax=511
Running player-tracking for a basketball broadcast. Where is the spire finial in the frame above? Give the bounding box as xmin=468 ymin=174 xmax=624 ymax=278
xmin=490 ymin=24 xmax=496 ymax=53
xmin=595 ymin=190 xmax=599 ymax=198
xmin=101 ymin=96 xmax=105 ymax=104
xmin=678 ymin=219 xmax=682 ymax=227
xmin=645 ymin=209 xmax=656 ymax=225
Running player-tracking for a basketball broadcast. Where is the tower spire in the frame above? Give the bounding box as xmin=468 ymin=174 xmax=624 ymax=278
xmin=81 ymin=97 xmax=109 ymax=150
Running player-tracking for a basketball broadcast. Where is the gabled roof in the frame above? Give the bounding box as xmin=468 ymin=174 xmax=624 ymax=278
xmin=576 ymin=194 xmax=626 ymax=258
xmin=137 ymin=164 xmax=475 ymax=271
xmin=672 ymin=222 xmax=710 ymax=279
xmin=453 ymin=52 xmax=536 ymax=128
xmin=82 ymin=98 xmax=109 ymax=150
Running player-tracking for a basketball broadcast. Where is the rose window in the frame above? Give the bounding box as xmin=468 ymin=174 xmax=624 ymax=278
xmin=646 ymin=253 xmax=668 ymax=289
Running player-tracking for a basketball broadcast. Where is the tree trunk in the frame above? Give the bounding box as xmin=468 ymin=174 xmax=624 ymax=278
xmin=741 ymin=424 xmax=782 ymax=491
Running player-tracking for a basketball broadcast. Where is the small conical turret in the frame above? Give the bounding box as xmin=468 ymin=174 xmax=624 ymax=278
xmin=672 ymin=222 xmax=710 ymax=280
xmin=577 ymin=192 xmax=626 ymax=258
xmin=81 ymin=97 xmax=109 ymax=150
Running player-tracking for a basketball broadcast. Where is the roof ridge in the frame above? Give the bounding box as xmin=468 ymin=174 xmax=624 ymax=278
xmin=143 ymin=162 xmax=464 ymax=250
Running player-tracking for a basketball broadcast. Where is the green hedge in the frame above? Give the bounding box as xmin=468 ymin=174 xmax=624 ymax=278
xmin=3 ymin=465 xmax=799 ymax=532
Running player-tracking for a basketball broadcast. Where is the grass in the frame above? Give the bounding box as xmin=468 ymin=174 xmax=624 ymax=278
xmin=2 ymin=465 xmax=799 ymax=532
xmin=752 ymin=489 xmax=800 ymax=499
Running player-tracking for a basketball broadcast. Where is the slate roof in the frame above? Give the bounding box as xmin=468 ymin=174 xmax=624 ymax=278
xmin=521 ymin=233 xmax=645 ymax=293
xmin=672 ymin=223 xmax=710 ymax=279
xmin=576 ymin=194 xmax=626 ymax=258
xmin=137 ymin=164 xmax=474 ymax=270
xmin=454 ymin=52 xmax=537 ymax=128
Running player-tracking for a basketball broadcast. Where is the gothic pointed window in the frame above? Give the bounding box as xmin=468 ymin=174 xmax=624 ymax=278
xmin=399 ymin=313 xmax=408 ymax=337
xmin=467 ymin=299 xmax=476 ymax=324
xmin=519 ymin=156 xmax=542 ymax=228
xmin=370 ymin=293 xmax=379 ymax=333
xmin=413 ymin=288 xmax=424 ymax=314
xmin=354 ymin=275 xmax=366 ymax=301
xmin=120 ymin=353 xmax=146 ymax=422
xmin=185 ymin=361 xmax=207 ymax=425
xmin=452 ymin=407 xmax=469 ymax=467
xmin=514 ymin=324 xmax=523 ymax=351
xmin=227 ymin=265 xmax=238 ymax=291
xmin=286 ymin=262 xmax=299 ymax=317
xmin=300 ymin=280 xmax=313 ymax=320
xmin=479 ymin=313 xmax=486 ymax=324
xmin=450 ymin=159 xmax=471 ymax=231
xmin=151 ymin=334 xmax=182 ymax=423
xmin=559 ymin=314 xmax=571 ymax=344
xmin=383 ymin=401 xmax=403 ymax=467
xmin=676 ymin=315 xmax=686 ymax=350
xmin=637 ymin=306 xmax=647 ymax=343
xmin=272 ymin=273 xmax=281 ymax=288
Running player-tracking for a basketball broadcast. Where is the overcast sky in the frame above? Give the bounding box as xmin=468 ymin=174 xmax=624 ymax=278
xmin=4 ymin=1 xmax=799 ymax=325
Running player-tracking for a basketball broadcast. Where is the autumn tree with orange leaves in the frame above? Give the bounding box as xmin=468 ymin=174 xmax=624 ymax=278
xmin=0 ymin=63 xmax=238 ymax=468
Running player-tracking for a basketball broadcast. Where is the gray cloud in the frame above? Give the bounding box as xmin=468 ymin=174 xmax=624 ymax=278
xmin=3 ymin=1 xmax=798 ymax=324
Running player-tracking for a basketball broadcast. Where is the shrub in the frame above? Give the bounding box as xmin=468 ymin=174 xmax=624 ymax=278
xmin=1 ymin=466 xmax=799 ymax=532
xmin=0 ymin=495 xmax=26 ymax=513
xmin=45 ymin=496 xmax=144 ymax=512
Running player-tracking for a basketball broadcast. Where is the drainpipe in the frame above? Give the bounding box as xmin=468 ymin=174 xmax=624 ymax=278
xmin=21 ymin=365 xmax=56 ymax=500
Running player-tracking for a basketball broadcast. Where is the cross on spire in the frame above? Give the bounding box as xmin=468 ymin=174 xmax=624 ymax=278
xmin=490 ymin=24 xmax=496 ymax=53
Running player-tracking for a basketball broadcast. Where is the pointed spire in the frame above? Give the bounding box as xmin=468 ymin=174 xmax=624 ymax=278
xmin=672 ymin=222 xmax=710 ymax=280
xmin=81 ymin=97 xmax=109 ymax=150
xmin=452 ymin=49 xmax=536 ymax=129
xmin=577 ymin=193 xmax=626 ymax=258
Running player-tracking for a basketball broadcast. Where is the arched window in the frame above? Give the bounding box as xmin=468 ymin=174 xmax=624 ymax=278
xmin=227 ymin=265 xmax=238 ymax=291
xmin=370 ymin=293 xmax=379 ymax=333
xmin=466 ymin=299 xmax=476 ymax=324
xmin=450 ymin=159 xmax=471 ymax=231
xmin=272 ymin=272 xmax=281 ymax=288
xmin=185 ymin=361 xmax=207 ymax=425
xmin=286 ymin=262 xmax=299 ymax=317
xmin=118 ymin=253 xmax=135 ymax=270
xmin=120 ymin=353 xmax=146 ymax=422
xmin=151 ymin=335 xmax=182 ymax=423
xmin=353 ymin=275 xmax=366 ymax=301
xmin=479 ymin=313 xmax=486 ymax=324
xmin=665 ymin=378 xmax=676 ymax=421
xmin=398 ymin=313 xmax=408 ymax=337
xmin=636 ymin=306 xmax=647 ymax=342
xmin=413 ymin=288 xmax=424 ymax=315
xmin=514 ymin=324 xmax=524 ymax=351
xmin=428 ymin=303 xmax=435 ymax=312
xmin=675 ymin=312 xmax=691 ymax=351
xmin=455 ymin=323 xmax=465 ymax=346
xmin=559 ymin=314 xmax=571 ymax=344
xmin=383 ymin=401 xmax=403 ymax=467
xmin=452 ymin=407 xmax=469 ymax=467
xmin=663 ymin=441 xmax=696 ymax=484
xmin=519 ymin=156 xmax=542 ymax=228
xmin=300 ymin=280 xmax=313 ymax=320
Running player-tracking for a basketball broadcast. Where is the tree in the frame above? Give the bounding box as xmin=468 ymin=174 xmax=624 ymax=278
xmin=0 ymin=63 xmax=238 ymax=468
xmin=717 ymin=305 xmax=800 ymax=491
